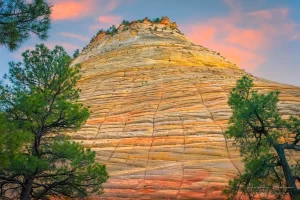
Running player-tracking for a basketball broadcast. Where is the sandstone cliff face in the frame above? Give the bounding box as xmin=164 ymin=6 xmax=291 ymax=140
xmin=71 ymin=17 xmax=300 ymax=199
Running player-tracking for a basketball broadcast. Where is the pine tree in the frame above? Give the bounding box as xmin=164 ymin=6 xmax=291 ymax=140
xmin=223 ymin=76 xmax=300 ymax=199
xmin=0 ymin=44 xmax=108 ymax=200
xmin=0 ymin=0 xmax=51 ymax=51
xmin=73 ymin=49 xmax=80 ymax=58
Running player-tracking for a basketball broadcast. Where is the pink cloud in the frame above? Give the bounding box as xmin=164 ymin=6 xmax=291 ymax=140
xmin=183 ymin=3 xmax=299 ymax=72
xmin=98 ymin=15 xmax=121 ymax=24
xmin=51 ymin=0 xmax=93 ymax=20
xmin=60 ymin=32 xmax=89 ymax=42
xmin=247 ymin=8 xmax=289 ymax=20
xmin=225 ymin=29 xmax=266 ymax=50
xmin=246 ymin=10 xmax=273 ymax=20
xmin=50 ymin=0 xmax=121 ymax=21
xmin=90 ymin=15 xmax=122 ymax=30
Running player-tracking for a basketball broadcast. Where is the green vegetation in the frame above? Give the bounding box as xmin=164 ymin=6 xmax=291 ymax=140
xmin=105 ymin=25 xmax=118 ymax=35
xmin=121 ymin=20 xmax=130 ymax=26
xmin=224 ymin=76 xmax=300 ymax=199
xmin=122 ymin=17 xmax=162 ymax=25
xmin=73 ymin=49 xmax=80 ymax=58
xmin=88 ymin=25 xmax=118 ymax=46
xmin=154 ymin=26 xmax=158 ymax=31
xmin=152 ymin=17 xmax=161 ymax=23
xmin=0 ymin=0 xmax=51 ymax=51
xmin=0 ymin=44 xmax=108 ymax=199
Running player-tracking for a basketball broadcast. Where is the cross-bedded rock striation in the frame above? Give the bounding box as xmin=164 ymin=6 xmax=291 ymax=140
xmin=71 ymin=17 xmax=300 ymax=199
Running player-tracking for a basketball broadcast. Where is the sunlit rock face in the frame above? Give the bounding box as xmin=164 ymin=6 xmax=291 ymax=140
xmin=71 ymin=17 xmax=300 ymax=199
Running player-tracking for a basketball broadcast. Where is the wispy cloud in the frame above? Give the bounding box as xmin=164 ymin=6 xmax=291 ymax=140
xmin=51 ymin=0 xmax=94 ymax=21
xmin=182 ymin=0 xmax=299 ymax=72
xmin=50 ymin=0 xmax=122 ymax=21
xmin=60 ymin=32 xmax=89 ymax=42
xmin=98 ymin=15 xmax=122 ymax=24
xmin=90 ymin=15 xmax=122 ymax=30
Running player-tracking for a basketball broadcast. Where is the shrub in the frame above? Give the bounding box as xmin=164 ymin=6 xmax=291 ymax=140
xmin=121 ymin=20 xmax=130 ymax=26
xmin=152 ymin=17 xmax=161 ymax=23
xmin=105 ymin=25 xmax=118 ymax=35
xmin=73 ymin=49 xmax=80 ymax=58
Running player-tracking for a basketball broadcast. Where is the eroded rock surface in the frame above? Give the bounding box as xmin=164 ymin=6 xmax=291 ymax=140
xmin=71 ymin=17 xmax=300 ymax=199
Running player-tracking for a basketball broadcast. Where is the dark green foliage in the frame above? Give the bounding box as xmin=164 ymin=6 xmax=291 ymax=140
xmin=152 ymin=17 xmax=161 ymax=23
xmin=0 ymin=44 xmax=108 ymax=199
xmin=90 ymin=36 xmax=95 ymax=43
xmin=223 ymin=76 xmax=300 ymax=200
xmin=154 ymin=26 xmax=158 ymax=31
xmin=105 ymin=25 xmax=118 ymax=35
xmin=0 ymin=0 xmax=51 ymax=51
xmin=136 ymin=19 xmax=143 ymax=23
xmin=121 ymin=20 xmax=130 ymax=26
xmin=0 ymin=113 xmax=32 ymax=171
xmin=73 ymin=49 xmax=80 ymax=58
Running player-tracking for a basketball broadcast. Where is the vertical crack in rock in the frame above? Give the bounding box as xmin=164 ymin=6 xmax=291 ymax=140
xmin=95 ymin=104 xmax=115 ymax=139
xmin=108 ymin=140 xmax=120 ymax=161
xmin=204 ymin=182 xmax=210 ymax=200
xmin=193 ymin=81 xmax=241 ymax=188
xmin=145 ymin=72 xmax=165 ymax=176
xmin=215 ymin=80 xmax=242 ymax=175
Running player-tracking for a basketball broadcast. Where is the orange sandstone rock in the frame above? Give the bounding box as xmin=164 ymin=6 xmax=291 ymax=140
xmin=71 ymin=17 xmax=300 ymax=199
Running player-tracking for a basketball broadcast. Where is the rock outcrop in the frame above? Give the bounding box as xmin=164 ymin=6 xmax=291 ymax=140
xmin=71 ymin=17 xmax=300 ymax=199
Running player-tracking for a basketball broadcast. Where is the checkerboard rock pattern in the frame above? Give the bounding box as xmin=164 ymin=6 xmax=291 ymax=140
xmin=71 ymin=17 xmax=300 ymax=199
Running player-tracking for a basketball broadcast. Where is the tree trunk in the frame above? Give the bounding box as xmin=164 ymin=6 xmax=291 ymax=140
xmin=20 ymin=178 xmax=32 ymax=200
xmin=274 ymin=144 xmax=298 ymax=200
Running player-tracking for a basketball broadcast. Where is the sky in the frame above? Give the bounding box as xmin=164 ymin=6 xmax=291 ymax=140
xmin=0 ymin=0 xmax=300 ymax=86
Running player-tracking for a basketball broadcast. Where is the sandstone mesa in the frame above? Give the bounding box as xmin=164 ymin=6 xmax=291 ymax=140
xmin=71 ymin=17 xmax=300 ymax=199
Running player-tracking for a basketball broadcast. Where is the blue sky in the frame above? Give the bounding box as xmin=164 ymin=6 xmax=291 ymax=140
xmin=0 ymin=0 xmax=299 ymax=86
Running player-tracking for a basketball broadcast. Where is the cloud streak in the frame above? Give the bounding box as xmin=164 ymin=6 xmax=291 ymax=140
xmin=183 ymin=0 xmax=299 ymax=72
xmin=50 ymin=0 xmax=121 ymax=21
xmin=90 ymin=15 xmax=122 ymax=31
xmin=98 ymin=15 xmax=122 ymax=24
xmin=60 ymin=32 xmax=89 ymax=42
xmin=51 ymin=0 xmax=94 ymax=21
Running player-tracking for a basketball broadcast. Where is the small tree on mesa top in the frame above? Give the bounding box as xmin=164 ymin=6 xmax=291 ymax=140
xmin=0 ymin=44 xmax=108 ymax=200
xmin=0 ymin=0 xmax=51 ymax=51
xmin=223 ymin=76 xmax=300 ymax=199
xmin=73 ymin=48 xmax=80 ymax=58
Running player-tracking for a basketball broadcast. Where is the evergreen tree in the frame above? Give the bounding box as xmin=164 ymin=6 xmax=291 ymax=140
xmin=105 ymin=25 xmax=118 ymax=35
xmin=73 ymin=49 xmax=80 ymax=58
xmin=121 ymin=20 xmax=130 ymax=26
xmin=224 ymin=76 xmax=300 ymax=199
xmin=0 ymin=44 xmax=108 ymax=200
xmin=0 ymin=0 xmax=51 ymax=51
xmin=152 ymin=17 xmax=161 ymax=23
